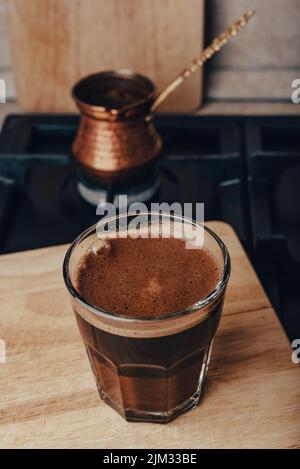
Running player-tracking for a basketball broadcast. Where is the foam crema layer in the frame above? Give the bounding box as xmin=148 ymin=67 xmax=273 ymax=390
xmin=68 ymin=221 xmax=225 ymax=338
xmin=71 ymin=294 xmax=224 ymax=338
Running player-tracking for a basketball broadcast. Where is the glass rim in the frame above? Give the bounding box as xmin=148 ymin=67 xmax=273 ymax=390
xmin=63 ymin=212 xmax=231 ymax=323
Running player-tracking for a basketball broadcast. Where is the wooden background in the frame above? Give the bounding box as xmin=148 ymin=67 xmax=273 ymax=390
xmin=4 ymin=0 xmax=205 ymax=112
xmin=1 ymin=0 xmax=300 ymax=107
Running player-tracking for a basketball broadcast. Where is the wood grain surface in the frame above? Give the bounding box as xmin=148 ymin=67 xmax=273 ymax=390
xmin=0 ymin=222 xmax=299 ymax=449
xmin=6 ymin=0 xmax=204 ymax=112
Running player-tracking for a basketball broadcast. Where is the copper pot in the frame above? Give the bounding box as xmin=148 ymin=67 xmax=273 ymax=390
xmin=72 ymin=70 xmax=162 ymax=187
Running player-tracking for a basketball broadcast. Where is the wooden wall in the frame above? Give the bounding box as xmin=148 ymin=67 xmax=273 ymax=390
xmin=0 ymin=0 xmax=300 ymax=106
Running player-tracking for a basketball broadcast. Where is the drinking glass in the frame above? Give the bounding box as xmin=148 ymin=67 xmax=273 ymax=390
xmin=63 ymin=212 xmax=230 ymax=423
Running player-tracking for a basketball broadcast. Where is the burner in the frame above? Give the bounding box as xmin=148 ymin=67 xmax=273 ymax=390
xmin=77 ymin=170 xmax=161 ymax=206
xmin=58 ymin=163 xmax=183 ymax=228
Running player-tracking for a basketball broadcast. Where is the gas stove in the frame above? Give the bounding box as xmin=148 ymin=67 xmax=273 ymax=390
xmin=0 ymin=113 xmax=299 ymax=339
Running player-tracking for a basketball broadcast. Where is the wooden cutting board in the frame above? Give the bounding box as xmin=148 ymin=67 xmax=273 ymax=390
xmin=0 ymin=221 xmax=299 ymax=449
xmin=6 ymin=0 xmax=204 ymax=112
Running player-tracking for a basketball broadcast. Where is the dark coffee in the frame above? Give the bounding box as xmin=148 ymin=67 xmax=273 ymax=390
xmin=74 ymin=235 xmax=223 ymax=422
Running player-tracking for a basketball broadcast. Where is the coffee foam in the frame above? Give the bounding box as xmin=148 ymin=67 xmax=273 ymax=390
xmin=71 ymin=294 xmax=224 ymax=338
xmin=71 ymin=221 xmax=222 ymax=338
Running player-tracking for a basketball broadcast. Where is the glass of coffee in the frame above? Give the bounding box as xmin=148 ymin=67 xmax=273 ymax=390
xmin=63 ymin=212 xmax=230 ymax=423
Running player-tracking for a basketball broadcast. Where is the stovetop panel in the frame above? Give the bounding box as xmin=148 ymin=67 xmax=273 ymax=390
xmin=1 ymin=113 xmax=300 ymax=339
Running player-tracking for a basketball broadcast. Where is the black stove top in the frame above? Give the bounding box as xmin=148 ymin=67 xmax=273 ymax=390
xmin=0 ymin=113 xmax=299 ymax=340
